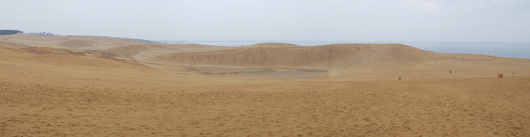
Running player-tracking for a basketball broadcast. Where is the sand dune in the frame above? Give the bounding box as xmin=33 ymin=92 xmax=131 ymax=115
xmin=106 ymin=44 xmax=166 ymax=57
xmin=0 ymin=43 xmax=153 ymax=72
xmin=0 ymin=34 xmax=150 ymax=50
xmin=59 ymin=40 xmax=96 ymax=48
xmin=152 ymin=44 xmax=426 ymax=68
xmin=152 ymin=43 xmax=529 ymax=80
xmin=1 ymin=35 xmax=529 ymax=136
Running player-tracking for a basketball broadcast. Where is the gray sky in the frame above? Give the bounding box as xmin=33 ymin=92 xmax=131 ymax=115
xmin=1 ymin=0 xmax=529 ymax=42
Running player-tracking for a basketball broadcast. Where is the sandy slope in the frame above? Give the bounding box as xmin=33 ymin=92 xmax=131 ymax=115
xmin=151 ymin=43 xmax=529 ymax=80
xmin=1 ymin=35 xmax=530 ymax=136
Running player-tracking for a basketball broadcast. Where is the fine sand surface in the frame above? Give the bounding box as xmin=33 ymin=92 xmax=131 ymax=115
xmin=1 ymin=34 xmax=530 ymax=136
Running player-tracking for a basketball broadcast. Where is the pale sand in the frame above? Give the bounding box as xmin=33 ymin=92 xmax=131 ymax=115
xmin=0 ymin=34 xmax=529 ymax=136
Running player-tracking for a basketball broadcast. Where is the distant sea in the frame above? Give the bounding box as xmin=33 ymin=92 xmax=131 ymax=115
xmin=163 ymin=41 xmax=530 ymax=59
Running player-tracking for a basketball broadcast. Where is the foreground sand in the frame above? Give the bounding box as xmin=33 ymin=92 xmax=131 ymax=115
xmin=1 ymin=66 xmax=529 ymax=136
xmin=1 ymin=35 xmax=530 ymax=136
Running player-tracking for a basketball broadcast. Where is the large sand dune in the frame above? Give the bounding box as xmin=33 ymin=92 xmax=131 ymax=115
xmin=150 ymin=43 xmax=529 ymax=80
xmin=1 ymin=34 xmax=529 ymax=136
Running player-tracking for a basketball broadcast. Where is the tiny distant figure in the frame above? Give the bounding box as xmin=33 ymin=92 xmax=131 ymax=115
xmin=513 ymin=73 xmax=515 ymax=77
xmin=499 ymin=73 xmax=504 ymax=78
xmin=399 ymin=77 xmax=401 ymax=80
xmin=450 ymin=71 xmax=452 ymax=74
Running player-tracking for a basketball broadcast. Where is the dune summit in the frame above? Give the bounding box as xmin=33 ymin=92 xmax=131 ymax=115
xmin=1 ymin=34 xmax=530 ymax=136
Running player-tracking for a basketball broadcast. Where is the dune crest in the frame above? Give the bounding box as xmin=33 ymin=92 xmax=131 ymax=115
xmin=245 ymin=43 xmax=302 ymax=48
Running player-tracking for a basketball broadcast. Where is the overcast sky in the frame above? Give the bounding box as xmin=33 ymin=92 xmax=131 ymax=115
xmin=1 ymin=0 xmax=529 ymax=42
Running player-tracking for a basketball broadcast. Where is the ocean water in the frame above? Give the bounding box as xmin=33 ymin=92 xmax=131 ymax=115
xmin=164 ymin=41 xmax=530 ymax=59
xmin=402 ymin=42 xmax=530 ymax=59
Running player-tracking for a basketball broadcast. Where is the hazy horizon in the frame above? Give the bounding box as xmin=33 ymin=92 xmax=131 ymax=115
xmin=2 ymin=0 xmax=529 ymax=43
